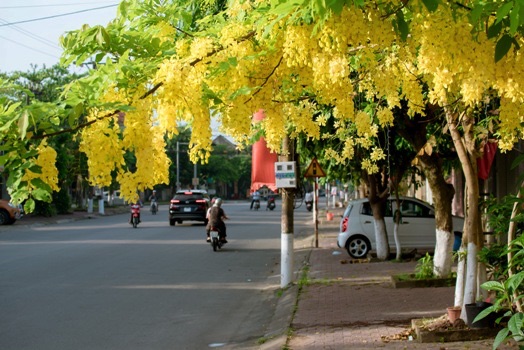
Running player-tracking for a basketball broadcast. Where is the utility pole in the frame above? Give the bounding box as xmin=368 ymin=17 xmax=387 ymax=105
xmin=280 ymin=135 xmax=294 ymax=288
xmin=176 ymin=141 xmax=198 ymax=190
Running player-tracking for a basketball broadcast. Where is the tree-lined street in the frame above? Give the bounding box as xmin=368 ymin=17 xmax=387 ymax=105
xmin=0 ymin=201 xmax=310 ymax=349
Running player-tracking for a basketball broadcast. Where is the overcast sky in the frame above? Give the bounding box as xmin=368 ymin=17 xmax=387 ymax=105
xmin=0 ymin=1 xmax=119 ymax=73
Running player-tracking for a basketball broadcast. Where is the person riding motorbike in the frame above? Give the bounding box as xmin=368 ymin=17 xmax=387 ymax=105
xmin=206 ymin=198 xmax=229 ymax=243
xmin=250 ymin=190 xmax=261 ymax=210
xmin=149 ymin=190 xmax=158 ymax=212
xmin=129 ymin=201 xmax=141 ymax=224
xmin=305 ymin=191 xmax=314 ymax=211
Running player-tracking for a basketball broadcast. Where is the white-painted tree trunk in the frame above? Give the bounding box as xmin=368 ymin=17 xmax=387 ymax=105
xmin=454 ymin=247 xmax=466 ymax=307
xmin=460 ymin=242 xmax=478 ymax=323
xmin=433 ymin=228 xmax=453 ymax=277
xmin=374 ymin=218 xmax=389 ymax=260
xmin=281 ymin=232 xmax=293 ymax=288
xmin=98 ymin=199 xmax=104 ymax=215
xmin=393 ymin=223 xmax=401 ymax=260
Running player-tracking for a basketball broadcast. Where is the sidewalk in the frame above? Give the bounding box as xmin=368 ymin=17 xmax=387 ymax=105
xmin=284 ymin=208 xmax=517 ymax=350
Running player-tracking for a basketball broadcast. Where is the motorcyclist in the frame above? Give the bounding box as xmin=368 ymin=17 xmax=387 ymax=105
xmin=305 ymin=191 xmax=314 ymax=211
xmin=250 ymin=190 xmax=261 ymax=210
xmin=207 ymin=198 xmax=229 ymax=243
xmin=149 ymin=190 xmax=158 ymax=212
xmin=129 ymin=201 xmax=141 ymax=224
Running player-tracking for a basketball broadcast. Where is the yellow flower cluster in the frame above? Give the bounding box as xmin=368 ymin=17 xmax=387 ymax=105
xmin=79 ymin=108 xmax=123 ymax=187
xmin=21 ymin=140 xmax=59 ymax=193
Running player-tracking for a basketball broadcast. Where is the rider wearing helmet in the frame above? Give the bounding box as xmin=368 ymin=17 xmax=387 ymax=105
xmin=206 ymin=198 xmax=229 ymax=243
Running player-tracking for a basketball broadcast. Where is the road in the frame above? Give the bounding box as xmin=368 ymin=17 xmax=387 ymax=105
xmin=0 ymin=200 xmax=313 ymax=350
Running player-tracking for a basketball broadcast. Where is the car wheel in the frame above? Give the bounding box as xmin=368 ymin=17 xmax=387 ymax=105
xmin=346 ymin=236 xmax=370 ymax=259
xmin=169 ymin=219 xmax=176 ymax=226
xmin=0 ymin=210 xmax=8 ymax=225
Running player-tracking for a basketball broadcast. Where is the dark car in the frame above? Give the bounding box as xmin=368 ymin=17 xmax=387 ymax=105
xmin=169 ymin=190 xmax=210 ymax=226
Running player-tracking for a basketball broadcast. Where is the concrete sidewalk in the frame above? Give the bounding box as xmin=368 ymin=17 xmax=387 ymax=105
xmin=281 ymin=209 xmax=517 ymax=350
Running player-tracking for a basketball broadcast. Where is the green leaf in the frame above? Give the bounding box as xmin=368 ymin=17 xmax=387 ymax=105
xmin=24 ymin=198 xmax=35 ymax=214
xmin=470 ymin=4 xmax=484 ymax=25
xmin=507 ymin=272 xmax=524 ymax=291
xmin=487 ymin=21 xmax=502 ymax=39
xmin=509 ymin=4 xmax=520 ymax=35
xmin=495 ymin=34 xmax=513 ymax=62
xmin=507 ymin=313 xmax=524 ymax=335
xmin=496 ymin=1 xmax=514 ymax=24
xmin=32 ymin=188 xmax=52 ymax=202
xmin=421 ymin=0 xmax=439 ymax=12
xmin=18 ymin=110 xmax=29 ymax=140
xmin=30 ymin=178 xmax=52 ymax=193
xmin=473 ymin=305 xmax=496 ymax=323
xmin=493 ymin=328 xmax=511 ymax=350
xmin=395 ymin=12 xmax=409 ymax=41
xmin=481 ymin=280 xmax=505 ymax=292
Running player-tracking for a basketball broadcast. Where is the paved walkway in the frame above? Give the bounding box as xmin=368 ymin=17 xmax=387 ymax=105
xmin=284 ymin=208 xmax=518 ymax=350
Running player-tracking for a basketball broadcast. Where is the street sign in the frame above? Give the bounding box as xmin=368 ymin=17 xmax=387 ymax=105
xmin=304 ymin=158 xmax=326 ymax=178
xmin=275 ymin=161 xmax=297 ymax=188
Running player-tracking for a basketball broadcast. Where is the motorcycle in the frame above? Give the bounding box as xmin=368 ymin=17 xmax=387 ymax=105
xmin=267 ymin=197 xmax=276 ymax=211
xmin=253 ymin=199 xmax=260 ymax=211
xmin=130 ymin=204 xmax=140 ymax=228
xmin=305 ymin=201 xmax=313 ymax=212
xmin=150 ymin=200 xmax=158 ymax=215
xmin=209 ymin=227 xmax=226 ymax=252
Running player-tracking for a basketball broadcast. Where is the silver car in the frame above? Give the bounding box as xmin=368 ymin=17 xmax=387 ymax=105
xmin=337 ymin=197 xmax=464 ymax=258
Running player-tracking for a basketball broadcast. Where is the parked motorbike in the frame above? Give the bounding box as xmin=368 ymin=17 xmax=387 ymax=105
xmin=130 ymin=204 xmax=140 ymax=228
xmin=209 ymin=227 xmax=226 ymax=252
xmin=267 ymin=197 xmax=276 ymax=211
xmin=253 ymin=199 xmax=260 ymax=211
xmin=305 ymin=201 xmax=313 ymax=212
xmin=150 ymin=200 xmax=158 ymax=215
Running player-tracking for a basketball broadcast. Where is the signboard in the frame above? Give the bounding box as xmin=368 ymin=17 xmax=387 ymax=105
xmin=275 ymin=161 xmax=297 ymax=188
xmin=304 ymin=158 xmax=326 ymax=178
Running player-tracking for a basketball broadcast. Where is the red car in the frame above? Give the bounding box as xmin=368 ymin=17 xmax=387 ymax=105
xmin=0 ymin=199 xmax=22 ymax=225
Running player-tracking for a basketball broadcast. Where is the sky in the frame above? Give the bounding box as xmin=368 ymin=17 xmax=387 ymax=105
xmin=0 ymin=1 xmax=120 ymax=73
xmin=0 ymin=1 xmax=234 ymax=142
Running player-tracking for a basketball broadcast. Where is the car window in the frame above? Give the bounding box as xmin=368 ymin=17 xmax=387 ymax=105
xmin=361 ymin=202 xmax=372 ymax=216
xmin=398 ymin=200 xmax=434 ymax=218
xmin=360 ymin=201 xmax=393 ymax=217
xmin=174 ymin=194 xmax=204 ymax=201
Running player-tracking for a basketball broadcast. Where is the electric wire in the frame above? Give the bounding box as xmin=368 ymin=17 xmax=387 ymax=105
xmin=0 ymin=4 xmax=118 ymax=27
xmin=0 ymin=35 xmax=60 ymax=59
xmin=0 ymin=18 xmax=59 ymax=49
xmin=0 ymin=2 xmax=118 ymax=9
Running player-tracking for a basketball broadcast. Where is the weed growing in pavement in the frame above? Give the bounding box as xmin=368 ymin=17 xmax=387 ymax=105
xmin=415 ymin=252 xmax=435 ymax=279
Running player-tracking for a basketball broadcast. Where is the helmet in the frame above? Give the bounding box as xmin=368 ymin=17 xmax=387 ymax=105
xmin=214 ymin=198 xmax=222 ymax=207
xmin=153 ymin=190 xmax=156 ymax=193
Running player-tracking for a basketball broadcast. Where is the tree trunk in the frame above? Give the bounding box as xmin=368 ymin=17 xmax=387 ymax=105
xmin=446 ymin=109 xmax=483 ymax=322
xmin=396 ymin=108 xmax=456 ymax=277
xmin=367 ymin=172 xmax=390 ymax=260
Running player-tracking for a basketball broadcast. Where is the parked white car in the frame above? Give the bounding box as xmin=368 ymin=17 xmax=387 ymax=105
xmin=337 ymin=197 xmax=464 ymax=258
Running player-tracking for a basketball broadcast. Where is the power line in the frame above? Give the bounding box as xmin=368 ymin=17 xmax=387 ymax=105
xmin=0 ymin=35 xmax=60 ymax=59
xmin=0 ymin=18 xmax=58 ymax=49
xmin=0 ymin=2 xmax=118 ymax=9
xmin=0 ymin=4 xmax=118 ymax=27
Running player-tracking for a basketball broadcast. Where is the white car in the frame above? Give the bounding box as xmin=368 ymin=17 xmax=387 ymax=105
xmin=337 ymin=197 xmax=464 ymax=259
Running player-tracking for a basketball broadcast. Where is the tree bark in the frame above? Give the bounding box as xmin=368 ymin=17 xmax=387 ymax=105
xmin=397 ymin=109 xmax=456 ymax=277
xmin=446 ymin=109 xmax=483 ymax=322
xmin=367 ymin=171 xmax=390 ymax=260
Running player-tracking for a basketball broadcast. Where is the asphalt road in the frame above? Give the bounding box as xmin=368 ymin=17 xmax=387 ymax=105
xmin=0 ymin=201 xmax=312 ymax=350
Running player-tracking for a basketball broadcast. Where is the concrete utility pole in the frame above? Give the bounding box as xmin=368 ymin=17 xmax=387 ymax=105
xmin=280 ymin=135 xmax=294 ymax=288
xmin=176 ymin=141 xmax=198 ymax=190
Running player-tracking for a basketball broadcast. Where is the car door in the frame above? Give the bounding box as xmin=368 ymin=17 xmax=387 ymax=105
xmin=390 ymin=198 xmax=436 ymax=249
